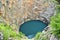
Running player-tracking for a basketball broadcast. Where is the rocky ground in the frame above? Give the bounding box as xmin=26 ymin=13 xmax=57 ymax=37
xmin=0 ymin=0 xmax=57 ymax=40
xmin=0 ymin=0 xmax=55 ymax=32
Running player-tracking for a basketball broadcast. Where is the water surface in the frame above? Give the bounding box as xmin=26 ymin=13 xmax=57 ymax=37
xmin=19 ymin=20 xmax=48 ymax=39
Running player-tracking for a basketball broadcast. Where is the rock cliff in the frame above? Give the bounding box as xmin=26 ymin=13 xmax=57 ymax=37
xmin=0 ymin=0 xmax=55 ymax=32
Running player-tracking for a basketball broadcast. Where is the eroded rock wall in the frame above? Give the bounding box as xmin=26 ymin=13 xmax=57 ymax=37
xmin=0 ymin=0 xmax=55 ymax=32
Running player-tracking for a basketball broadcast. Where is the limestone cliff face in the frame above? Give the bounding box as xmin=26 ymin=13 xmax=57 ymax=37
xmin=0 ymin=0 xmax=55 ymax=32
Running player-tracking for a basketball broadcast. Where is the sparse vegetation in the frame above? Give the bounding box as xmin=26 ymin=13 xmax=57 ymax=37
xmin=35 ymin=32 xmax=48 ymax=40
xmin=35 ymin=32 xmax=41 ymax=40
xmin=50 ymin=0 xmax=60 ymax=38
xmin=50 ymin=13 xmax=60 ymax=38
xmin=0 ymin=22 xmax=25 ymax=40
xmin=0 ymin=0 xmax=59 ymax=40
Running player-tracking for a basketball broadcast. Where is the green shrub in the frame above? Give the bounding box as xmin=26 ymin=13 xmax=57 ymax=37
xmin=50 ymin=0 xmax=60 ymax=38
xmin=55 ymin=0 xmax=60 ymax=4
xmin=50 ymin=13 xmax=60 ymax=38
xmin=0 ymin=22 xmax=25 ymax=40
xmin=35 ymin=32 xmax=41 ymax=40
xmin=35 ymin=32 xmax=48 ymax=40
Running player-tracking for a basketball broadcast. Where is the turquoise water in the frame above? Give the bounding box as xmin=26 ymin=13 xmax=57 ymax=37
xmin=19 ymin=20 xmax=48 ymax=39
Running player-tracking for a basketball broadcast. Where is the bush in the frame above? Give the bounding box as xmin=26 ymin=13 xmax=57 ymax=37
xmin=35 ymin=32 xmax=48 ymax=40
xmin=0 ymin=22 xmax=25 ymax=40
xmin=50 ymin=0 xmax=60 ymax=38
xmin=35 ymin=32 xmax=41 ymax=40
xmin=50 ymin=13 xmax=60 ymax=38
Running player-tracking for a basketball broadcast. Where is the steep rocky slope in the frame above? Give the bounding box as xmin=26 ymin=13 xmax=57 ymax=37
xmin=0 ymin=0 xmax=55 ymax=32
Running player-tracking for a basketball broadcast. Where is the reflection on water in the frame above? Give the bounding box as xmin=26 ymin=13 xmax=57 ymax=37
xmin=27 ymin=34 xmax=35 ymax=39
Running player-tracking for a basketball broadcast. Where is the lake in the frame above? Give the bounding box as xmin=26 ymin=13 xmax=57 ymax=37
xmin=19 ymin=20 xmax=48 ymax=39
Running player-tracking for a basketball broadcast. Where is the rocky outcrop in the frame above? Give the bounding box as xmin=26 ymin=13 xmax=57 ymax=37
xmin=0 ymin=0 xmax=55 ymax=32
xmin=0 ymin=32 xmax=3 ymax=40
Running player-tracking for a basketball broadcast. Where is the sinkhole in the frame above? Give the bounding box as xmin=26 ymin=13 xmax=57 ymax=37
xmin=19 ymin=20 xmax=48 ymax=39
